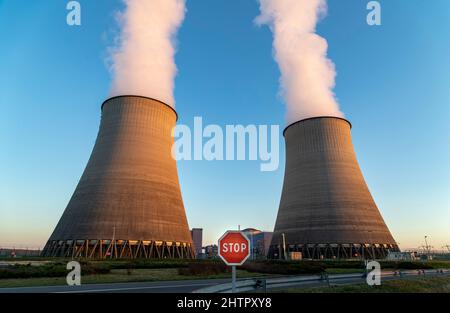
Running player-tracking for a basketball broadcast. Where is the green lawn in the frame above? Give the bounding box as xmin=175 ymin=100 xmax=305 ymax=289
xmin=0 ymin=268 xmax=267 ymax=288
xmin=272 ymin=275 xmax=450 ymax=293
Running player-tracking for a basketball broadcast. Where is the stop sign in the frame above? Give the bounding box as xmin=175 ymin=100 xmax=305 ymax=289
xmin=218 ymin=231 xmax=251 ymax=266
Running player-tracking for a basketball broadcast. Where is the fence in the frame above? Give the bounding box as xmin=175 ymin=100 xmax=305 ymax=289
xmin=193 ymin=269 xmax=450 ymax=293
xmin=0 ymin=248 xmax=41 ymax=258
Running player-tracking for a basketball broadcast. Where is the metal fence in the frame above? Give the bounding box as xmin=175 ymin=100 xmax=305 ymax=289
xmin=0 ymin=248 xmax=41 ymax=258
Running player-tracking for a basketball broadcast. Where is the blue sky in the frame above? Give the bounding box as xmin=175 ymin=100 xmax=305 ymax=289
xmin=0 ymin=0 xmax=449 ymax=250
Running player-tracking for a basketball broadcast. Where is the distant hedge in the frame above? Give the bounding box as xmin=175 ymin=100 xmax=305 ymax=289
xmin=178 ymin=263 xmax=230 ymax=276
xmin=0 ymin=262 xmax=110 ymax=279
xmin=97 ymin=258 xmax=222 ymax=270
xmin=379 ymin=261 xmax=434 ymax=270
xmin=0 ymin=259 xmax=222 ymax=279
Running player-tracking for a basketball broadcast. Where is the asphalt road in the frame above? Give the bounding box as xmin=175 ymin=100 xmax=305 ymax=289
xmin=1 ymin=271 xmax=448 ymax=293
xmin=0 ymin=278 xmax=232 ymax=293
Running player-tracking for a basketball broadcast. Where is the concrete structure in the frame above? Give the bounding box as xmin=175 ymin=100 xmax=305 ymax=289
xmin=269 ymin=117 xmax=399 ymax=259
xmin=289 ymin=252 xmax=302 ymax=261
xmin=204 ymin=245 xmax=219 ymax=258
xmin=190 ymin=228 xmax=203 ymax=257
xmin=387 ymin=251 xmax=416 ymax=261
xmin=42 ymin=96 xmax=194 ymax=259
xmin=242 ymin=228 xmax=273 ymax=260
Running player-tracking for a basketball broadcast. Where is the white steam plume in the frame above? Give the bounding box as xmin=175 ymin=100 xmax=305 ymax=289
xmin=109 ymin=0 xmax=186 ymax=107
xmin=255 ymin=0 xmax=343 ymax=124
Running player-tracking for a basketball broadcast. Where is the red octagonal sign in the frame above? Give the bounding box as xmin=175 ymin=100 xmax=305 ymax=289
xmin=218 ymin=231 xmax=251 ymax=266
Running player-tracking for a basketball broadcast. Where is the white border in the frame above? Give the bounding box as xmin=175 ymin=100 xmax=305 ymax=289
xmin=218 ymin=230 xmax=251 ymax=266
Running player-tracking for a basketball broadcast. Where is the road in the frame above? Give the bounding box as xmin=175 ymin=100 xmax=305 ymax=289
xmin=0 ymin=278 xmax=232 ymax=293
xmin=0 ymin=271 xmax=448 ymax=293
xmin=193 ymin=269 xmax=450 ymax=293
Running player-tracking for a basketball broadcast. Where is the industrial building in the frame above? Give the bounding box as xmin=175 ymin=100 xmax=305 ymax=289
xmin=0 ymin=248 xmax=41 ymax=258
xmin=269 ymin=117 xmax=399 ymax=259
xmin=42 ymin=96 xmax=195 ymax=259
xmin=242 ymin=228 xmax=273 ymax=260
xmin=190 ymin=228 xmax=203 ymax=257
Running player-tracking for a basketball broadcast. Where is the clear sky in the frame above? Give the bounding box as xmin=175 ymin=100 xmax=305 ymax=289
xmin=1 ymin=0 xmax=449 ymax=250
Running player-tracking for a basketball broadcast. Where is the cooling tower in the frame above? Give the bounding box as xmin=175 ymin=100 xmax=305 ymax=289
xmin=42 ymin=96 xmax=195 ymax=259
xmin=269 ymin=117 xmax=398 ymax=260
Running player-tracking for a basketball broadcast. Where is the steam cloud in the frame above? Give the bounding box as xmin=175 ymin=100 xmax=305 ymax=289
xmin=255 ymin=0 xmax=343 ymax=123
xmin=109 ymin=0 xmax=186 ymax=107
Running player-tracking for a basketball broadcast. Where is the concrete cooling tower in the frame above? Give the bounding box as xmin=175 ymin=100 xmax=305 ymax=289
xmin=42 ymin=96 xmax=195 ymax=259
xmin=269 ymin=117 xmax=398 ymax=260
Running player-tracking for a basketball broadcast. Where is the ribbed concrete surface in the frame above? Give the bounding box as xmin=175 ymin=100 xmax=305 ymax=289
xmin=271 ymin=117 xmax=397 ymax=247
xmin=47 ymin=96 xmax=192 ymax=244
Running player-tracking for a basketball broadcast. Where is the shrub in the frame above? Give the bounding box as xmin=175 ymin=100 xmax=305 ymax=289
xmin=242 ymin=260 xmax=325 ymax=275
xmin=178 ymin=263 xmax=230 ymax=276
xmin=395 ymin=262 xmax=433 ymax=270
xmin=0 ymin=263 xmax=67 ymax=279
xmin=0 ymin=262 xmax=110 ymax=279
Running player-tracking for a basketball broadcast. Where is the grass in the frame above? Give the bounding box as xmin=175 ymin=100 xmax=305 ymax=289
xmin=271 ymin=275 xmax=450 ymax=293
xmin=0 ymin=268 xmax=268 ymax=288
xmin=1 ymin=258 xmax=449 ymax=289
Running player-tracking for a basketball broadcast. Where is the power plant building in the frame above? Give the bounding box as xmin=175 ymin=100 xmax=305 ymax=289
xmin=242 ymin=228 xmax=273 ymax=260
xmin=42 ymin=96 xmax=195 ymax=259
xmin=190 ymin=228 xmax=203 ymax=257
xmin=269 ymin=117 xmax=399 ymax=259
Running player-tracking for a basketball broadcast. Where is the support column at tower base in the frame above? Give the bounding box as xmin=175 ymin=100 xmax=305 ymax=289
xmin=268 ymin=243 xmax=400 ymax=260
xmin=41 ymin=239 xmax=196 ymax=259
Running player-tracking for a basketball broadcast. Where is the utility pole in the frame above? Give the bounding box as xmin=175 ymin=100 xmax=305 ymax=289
xmin=250 ymin=232 xmax=254 ymax=261
xmin=424 ymin=236 xmax=432 ymax=260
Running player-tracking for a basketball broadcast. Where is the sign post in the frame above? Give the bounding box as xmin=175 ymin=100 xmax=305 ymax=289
xmin=232 ymin=265 xmax=236 ymax=293
xmin=218 ymin=230 xmax=251 ymax=293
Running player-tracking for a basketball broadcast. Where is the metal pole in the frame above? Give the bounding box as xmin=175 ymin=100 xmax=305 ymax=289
xmin=251 ymin=232 xmax=254 ymax=260
xmin=282 ymin=233 xmax=287 ymax=260
xmin=232 ymin=265 xmax=236 ymax=293
xmin=424 ymin=236 xmax=430 ymax=259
